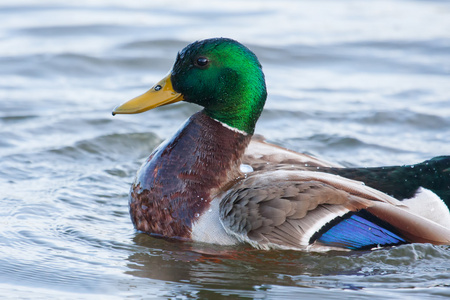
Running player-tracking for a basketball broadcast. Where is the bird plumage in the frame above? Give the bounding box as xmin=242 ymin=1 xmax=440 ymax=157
xmin=113 ymin=38 xmax=450 ymax=251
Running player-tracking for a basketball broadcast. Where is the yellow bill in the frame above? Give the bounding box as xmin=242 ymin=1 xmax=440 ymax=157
xmin=112 ymin=73 xmax=183 ymax=115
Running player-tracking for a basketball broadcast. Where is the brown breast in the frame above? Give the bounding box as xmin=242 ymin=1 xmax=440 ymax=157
xmin=129 ymin=111 xmax=251 ymax=239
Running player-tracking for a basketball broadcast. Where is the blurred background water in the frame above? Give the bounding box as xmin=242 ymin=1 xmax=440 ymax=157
xmin=1 ymin=0 xmax=450 ymax=299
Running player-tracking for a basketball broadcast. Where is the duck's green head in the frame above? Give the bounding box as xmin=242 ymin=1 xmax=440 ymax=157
xmin=113 ymin=38 xmax=267 ymax=134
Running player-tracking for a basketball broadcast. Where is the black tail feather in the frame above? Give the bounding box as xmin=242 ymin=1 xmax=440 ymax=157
xmin=323 ymin=156 xmax=450 ymax=207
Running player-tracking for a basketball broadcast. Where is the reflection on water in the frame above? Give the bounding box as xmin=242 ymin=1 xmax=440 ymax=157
xmin=1 ymin=0 xmax=450 ymax=298
xmin=127 ymin=235 xmax=450 ymax=298
xmin=128 ymin=234 xmax=309 ymax=283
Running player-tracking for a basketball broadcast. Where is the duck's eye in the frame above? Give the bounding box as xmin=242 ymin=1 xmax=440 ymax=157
xmin=195 ymin=57 xmax=209 ymax=67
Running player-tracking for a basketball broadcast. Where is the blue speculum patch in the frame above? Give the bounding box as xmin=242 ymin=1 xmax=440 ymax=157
xmin=316 ymin=211 xmax=406 ymax=250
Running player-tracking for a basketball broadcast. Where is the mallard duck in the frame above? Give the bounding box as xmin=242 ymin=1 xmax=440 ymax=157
xmin=113 ymin=38 xmax=450 ymax=251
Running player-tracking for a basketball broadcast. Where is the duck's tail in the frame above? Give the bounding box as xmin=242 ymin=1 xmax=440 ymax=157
xmin=327 ymin=156 xmax=450 ymax=207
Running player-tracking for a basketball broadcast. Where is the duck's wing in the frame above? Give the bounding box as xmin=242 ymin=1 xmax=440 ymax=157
xmin=244 ymin=136 xmax=342 ymax=171
xmin=219 ymin=170 xmax=450 ymax=251
xmin=245 ymin=139 xmax=449 ymax=206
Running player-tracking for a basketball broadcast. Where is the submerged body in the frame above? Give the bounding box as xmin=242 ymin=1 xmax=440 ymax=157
xmin=114 ymin=38 xmax=450 ymax=251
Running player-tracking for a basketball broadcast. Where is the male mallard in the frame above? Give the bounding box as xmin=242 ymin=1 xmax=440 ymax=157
xmin=113 ymin=38 xmax=450 ymax=251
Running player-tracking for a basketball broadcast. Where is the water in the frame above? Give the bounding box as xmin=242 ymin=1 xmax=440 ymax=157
xmin=1 ymin=0 xmax=450 ymax=298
